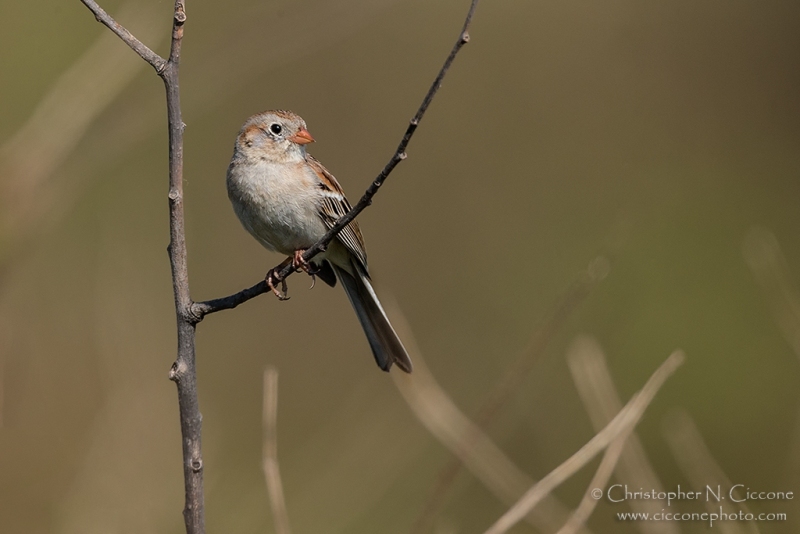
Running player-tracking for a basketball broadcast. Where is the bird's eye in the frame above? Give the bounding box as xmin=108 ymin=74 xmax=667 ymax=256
xmin=269 ymin=123 xmax=283 ymax=135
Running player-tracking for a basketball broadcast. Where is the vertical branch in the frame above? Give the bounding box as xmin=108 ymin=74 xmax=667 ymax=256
xmin=79 ymin=1 xmax=203 ymax=533
xmin=161 ymin=3 xmax=206 ymax=534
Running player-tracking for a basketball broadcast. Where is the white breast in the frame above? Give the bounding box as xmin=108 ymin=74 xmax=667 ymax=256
xmin=227 ymin=159 xmax=329 ymax=256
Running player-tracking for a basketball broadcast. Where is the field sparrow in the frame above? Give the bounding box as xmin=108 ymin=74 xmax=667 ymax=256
xmin=226 ymin=110 xmax=412 ymax=373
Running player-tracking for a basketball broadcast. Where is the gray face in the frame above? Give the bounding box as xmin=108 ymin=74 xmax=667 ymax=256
xmin=235 ymin=110 xmax=310 ymax=163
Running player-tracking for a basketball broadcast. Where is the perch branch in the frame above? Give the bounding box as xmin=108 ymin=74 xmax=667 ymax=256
xmin=79 ymin=2 xmax=203 ymax=534
xmin=191 ymin=0 xmax=480 ymax=321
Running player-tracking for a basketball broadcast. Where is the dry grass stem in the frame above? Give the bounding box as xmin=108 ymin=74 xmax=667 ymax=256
xmin=663 ymin=410 xmax=760 ymax=534
xmin=388 ymin=303 xmax=593 ymax=534
xmin=566 ymin=335 xmax=678 ymax=534
xmin=556 ymin=431 xmax=629 ymax=534
xmin=262 ymin=367 xmax=292 ymax=534
xmin=483 ymin=350 xmax=685 ymax=534
xmin=742 ymin=227 xmax=800 ymax=360
xmin=407 ymin=258 xmax=607 ymax=534
xmin=742 ymin=227 xmax=800 ymax=506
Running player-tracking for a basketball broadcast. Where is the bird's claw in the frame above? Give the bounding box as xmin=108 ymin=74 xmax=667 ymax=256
xmin=266 ymin=268 xmax=290 ymax=301
xmin=292 ymin=250 xmax=319 ymax=290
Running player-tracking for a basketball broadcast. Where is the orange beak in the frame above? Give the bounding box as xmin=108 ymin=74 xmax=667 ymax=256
xmin=289 ymin=128 xmax=315 ymax=145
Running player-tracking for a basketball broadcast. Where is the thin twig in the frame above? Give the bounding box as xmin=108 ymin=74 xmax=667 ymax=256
xmin=262 ymin=367 xmax=292 ymax=534
xmin=79 ymin=0 xmax=166 ymax=72
xmin=191 ymin=0 xmax=481 ymax=321
xmin=409 ymin=257 xmax=608 ymax=534
xmin=483 ymin=350 xmax=685 ymax=534
xmin=79 ymin=2 xmax=203 ymax=534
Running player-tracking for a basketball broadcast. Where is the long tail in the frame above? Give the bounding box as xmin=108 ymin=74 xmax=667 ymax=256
xmin=333 ymin=263 xmax=413 ymax=373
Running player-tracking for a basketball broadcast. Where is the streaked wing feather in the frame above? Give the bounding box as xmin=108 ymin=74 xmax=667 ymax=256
xmin=306 ymin=155 xmax=369 ymax=270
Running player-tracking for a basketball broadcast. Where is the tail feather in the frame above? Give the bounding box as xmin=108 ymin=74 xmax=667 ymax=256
xmin=333 ymin=263 xmax=413 ymax=373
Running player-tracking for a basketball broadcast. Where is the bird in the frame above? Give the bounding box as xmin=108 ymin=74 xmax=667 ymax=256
xmin=226 ymin=110 xmax=412 ymax=373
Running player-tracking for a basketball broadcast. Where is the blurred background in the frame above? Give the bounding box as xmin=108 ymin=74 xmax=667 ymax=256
xmin=1 ymin=0 xmax=799 ymax=532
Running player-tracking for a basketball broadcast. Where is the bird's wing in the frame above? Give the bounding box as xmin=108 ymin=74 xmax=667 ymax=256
xmin=306 ymin=155 xmax=369 ymax=271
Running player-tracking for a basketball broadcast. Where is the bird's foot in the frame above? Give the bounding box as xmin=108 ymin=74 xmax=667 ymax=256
xmin=266 ymin=268 xmax=290 ymax=301
xmin=292 ymin=250 xmax=316 ymax=273
xmin=292 ymin=250 xmax=320 ymax=289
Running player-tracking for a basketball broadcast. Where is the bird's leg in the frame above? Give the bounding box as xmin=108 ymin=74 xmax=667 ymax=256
xmin=266 ymin=257 xmax=292 ymax=301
